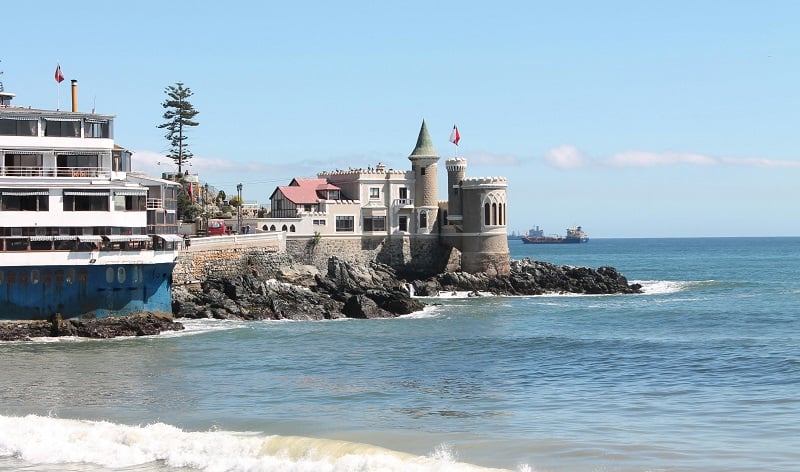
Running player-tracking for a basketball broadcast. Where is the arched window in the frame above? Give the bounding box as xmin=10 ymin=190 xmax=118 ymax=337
xmin=282 ymin=225 xmax=288 ymax=232
xmin=289 ymin=225 xmax=296 ymax=232
xmin=482 ymin=191 xmax=507 ymax=228
xmin=270 ymin=225 xmax=276 ymax=231
xmin=262 ymin=225 xmax=268 ymax=231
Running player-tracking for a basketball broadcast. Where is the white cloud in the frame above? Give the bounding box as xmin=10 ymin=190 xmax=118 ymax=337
xmin=544 ymin=145 xmax=591 ymax=169
xmin=463 ymin=152 xmax=520 ymax=167
xmin=607 ymin=151 xmax=717 ymax=167
xmin=542 ymin=146 xmax=800 ymax=170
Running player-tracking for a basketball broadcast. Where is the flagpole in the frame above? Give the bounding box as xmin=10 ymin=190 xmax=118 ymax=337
xmin=56 ymin=62 xmax=60 ymax=110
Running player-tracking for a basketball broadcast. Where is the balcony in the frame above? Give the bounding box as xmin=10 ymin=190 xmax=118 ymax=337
xmin=392 ymin=198 xmax=414 ymax=207
xmin=147 ymin=198 xmax=164 ymax=209
xmin=0 ymin=166 xmax=106 ymax=178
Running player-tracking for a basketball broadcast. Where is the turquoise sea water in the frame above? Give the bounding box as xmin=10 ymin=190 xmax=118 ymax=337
xmin=1 ymin=238 xmax=799 ymax=471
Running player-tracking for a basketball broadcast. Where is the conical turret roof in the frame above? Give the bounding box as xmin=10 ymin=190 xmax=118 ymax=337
xmin=408 ymin=120 xmax=439 ymax=160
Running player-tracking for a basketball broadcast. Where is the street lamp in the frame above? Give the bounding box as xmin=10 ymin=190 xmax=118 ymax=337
xmin=236 ymin=183 xmax=243 ymax=234
xmin=203 ymin=183 xmax=209 ymax=235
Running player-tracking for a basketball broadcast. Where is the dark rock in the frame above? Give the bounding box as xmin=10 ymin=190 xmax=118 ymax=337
xmin=412 ymin=257 xmax=642 ymax=296
xmin=0 ymin=312 xmax=184 ymax=341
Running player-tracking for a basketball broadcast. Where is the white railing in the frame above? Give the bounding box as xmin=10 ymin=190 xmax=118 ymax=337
xmin=0 ymin=166 xmax=106 ymax=178
xmin=147 ymin=198 xmax=164 ymax=209
xmin=185 ymin=232 xmax=286 ymax=250
xmin=392 ymin=198 xmax=414 ymax=206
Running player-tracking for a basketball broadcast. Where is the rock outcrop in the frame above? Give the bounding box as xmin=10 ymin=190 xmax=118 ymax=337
xmin=411 ymin=257 xmax=642 ymax=296
xmin=0 ymin=312 xmax=184 ymax=342
xmin=173 ymin=256 xmax=425 ymax=321
xmin=172 ymin=255 xmax=641 ymax=321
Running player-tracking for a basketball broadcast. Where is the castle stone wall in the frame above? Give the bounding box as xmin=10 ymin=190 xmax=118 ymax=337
xmin=285 ymin=234 xmax=456 ymax=277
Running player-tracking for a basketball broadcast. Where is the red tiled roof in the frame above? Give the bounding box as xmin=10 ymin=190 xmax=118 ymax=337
xmin=273 ymin=178 xmax=341 ymax=204
xmin=276 ymin=185 xmax=319 ymax=204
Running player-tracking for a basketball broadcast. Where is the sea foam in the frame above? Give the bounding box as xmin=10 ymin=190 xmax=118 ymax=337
xmin=0 ymin=414 xmax=515 ymax=472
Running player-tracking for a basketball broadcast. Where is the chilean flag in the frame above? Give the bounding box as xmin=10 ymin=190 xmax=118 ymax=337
xmin=54 ymin=64 xmax=64 ymax=83
xmin=449 ymin=125 xmax=461 ymax=146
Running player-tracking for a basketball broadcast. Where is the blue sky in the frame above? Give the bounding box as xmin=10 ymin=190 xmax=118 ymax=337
xmin=2 ymin=1 xmax=798 ymax=237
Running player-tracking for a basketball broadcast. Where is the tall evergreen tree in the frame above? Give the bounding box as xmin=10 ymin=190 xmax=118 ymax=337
xmin=158 ymin=82 xmax=199 ymax=174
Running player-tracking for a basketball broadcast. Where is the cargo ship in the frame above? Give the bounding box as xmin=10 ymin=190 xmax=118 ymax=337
xmin=521 ymin=225 xmax=589 ymax=244
xmin=0 ymin=77 xmax=183 ymax=320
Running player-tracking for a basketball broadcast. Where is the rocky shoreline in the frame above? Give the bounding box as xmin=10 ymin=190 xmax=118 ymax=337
xmin=1 ymin=256 xmax=642 ymax=340
xmin=173 ymin=256 xmax=642 ymax=321
xmin=0 ymin=312 xmax=184 ymax=342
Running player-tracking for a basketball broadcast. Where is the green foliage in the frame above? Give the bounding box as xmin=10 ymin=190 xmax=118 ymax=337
xmin=157 ymin=82 xmax=199 ymax=173
xmin=217 ymin=190 xmax=226 ymax=202
xmin=229 ymin=195 xmax=243 ymax=207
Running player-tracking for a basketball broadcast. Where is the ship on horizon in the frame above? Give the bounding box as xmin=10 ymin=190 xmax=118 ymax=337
xmin=521 ymin=225 xmax=589 ymax=244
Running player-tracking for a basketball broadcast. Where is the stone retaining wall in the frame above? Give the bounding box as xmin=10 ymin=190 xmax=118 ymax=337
xmin=173 ymin=234 xmax=461 ymax=285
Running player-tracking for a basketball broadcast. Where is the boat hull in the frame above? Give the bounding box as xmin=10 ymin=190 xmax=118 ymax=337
xmin=521 ymin=237 xmax=588 ymax=244
xmin=0 ymin=261 xmax=174 ymax=320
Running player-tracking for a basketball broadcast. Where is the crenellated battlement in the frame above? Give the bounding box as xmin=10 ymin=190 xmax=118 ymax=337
xmin=461 ymin=177 xmax=508 ymax=187
xmin=445 ymin=157 xmax=467 ymax=172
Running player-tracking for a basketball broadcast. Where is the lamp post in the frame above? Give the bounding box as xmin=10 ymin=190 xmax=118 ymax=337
xmin=203 ymin=183 xmax=209 ymax=235
xmin=236 ymin=183 xmax=243 ymax=234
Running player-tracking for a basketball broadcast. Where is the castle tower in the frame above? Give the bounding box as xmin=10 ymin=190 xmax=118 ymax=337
xmin=445 ymin=157 xmax=467 ymax=225
xmin=459 ymin=177 xmax=511 ymax=276
xmin=408 ymin=120 xmax=440 ymax=233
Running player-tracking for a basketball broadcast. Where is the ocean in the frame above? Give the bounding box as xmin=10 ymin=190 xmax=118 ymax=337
xmin=1 ymin=237 xmax=798 ymax=471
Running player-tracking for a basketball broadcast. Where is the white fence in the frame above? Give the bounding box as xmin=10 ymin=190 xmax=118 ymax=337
xmin=184 ymin=232 xmax=286 ymax=252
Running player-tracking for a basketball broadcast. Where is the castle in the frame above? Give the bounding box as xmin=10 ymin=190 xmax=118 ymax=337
xmin=260 ymin=121 xmax=510 ymax=276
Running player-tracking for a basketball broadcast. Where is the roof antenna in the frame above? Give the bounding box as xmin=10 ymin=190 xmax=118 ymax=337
xmin=0 ymin=59 xmax=4 ymax=92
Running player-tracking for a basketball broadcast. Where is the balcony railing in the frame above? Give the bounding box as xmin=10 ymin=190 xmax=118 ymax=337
xmin=1 ymin=166 xmax=106 ymax=178
xmin=147 ymin=198 xmax=164 ymax=209
xmin=392 ymin=198 xmax=414 ymax=207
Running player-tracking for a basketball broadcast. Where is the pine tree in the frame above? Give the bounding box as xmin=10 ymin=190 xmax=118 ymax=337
xmin=157 ymin=82 xmax=199 ymax=173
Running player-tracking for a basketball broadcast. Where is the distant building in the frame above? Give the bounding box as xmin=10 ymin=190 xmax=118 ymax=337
xmin=260 ymin=121 xmax=509 ymax=275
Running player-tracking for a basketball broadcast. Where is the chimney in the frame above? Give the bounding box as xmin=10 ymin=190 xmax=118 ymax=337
xmin=71 ymin=80 xmax=78 ymax=112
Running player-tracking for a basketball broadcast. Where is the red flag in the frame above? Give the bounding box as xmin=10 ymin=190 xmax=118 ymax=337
xmin=449 ymin=125 xmax=461 ymax=146
xmin=54 ymin=64 xmax=64 ymax=83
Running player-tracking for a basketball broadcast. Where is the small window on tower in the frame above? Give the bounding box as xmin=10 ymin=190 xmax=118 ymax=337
xmin=420 ymin=167 xmax=426 ymax=175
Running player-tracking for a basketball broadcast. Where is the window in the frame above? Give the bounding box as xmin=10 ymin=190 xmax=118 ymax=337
xmin=399 ymin=187 xmax=408 ymax=199
xmin=482 ymin=191 xmax=507 ymax=227
xmin=420 ymin=166 xmax=426 ymax=175
xmin=1 ymin=193 xmax=48 ymax=211
xmin=0 ymin=118 xmax=37 ymax=136
xmin=398 ymin=215 xmax=408 ymax=232
xmin=363 ymin=216 xmax=385 ymax=232
xmin=335 ymin=215 xmax=354 ymax=232
xmin=419 ymin=211 xmax=427 ymax=229
xmin=313 ymin=219 xmax=326 ymax=226
xmin=114 ymin=195 xmax=146 ymax=211
xmin=57 ymin=154 xmax=100 ymax=176
xmin=4 ymin=154 xmax=43 ymax=176
xmin=369 ymin=188 xmax=380 ymax=200
xmin=44 ymin=119 xmax=81 ymax=137
xmin=84 ymin=120 xmax=110 ymax=138
xmin=63 ymin=194 xmax=109 ymax=211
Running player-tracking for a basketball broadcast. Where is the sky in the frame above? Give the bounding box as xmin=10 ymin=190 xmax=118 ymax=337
xmin=2 ymin=0 xmax=799 ymax=237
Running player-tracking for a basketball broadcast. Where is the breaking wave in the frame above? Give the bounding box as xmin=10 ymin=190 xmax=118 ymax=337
xmin=0 ymin=414 xmax=515 ymax=472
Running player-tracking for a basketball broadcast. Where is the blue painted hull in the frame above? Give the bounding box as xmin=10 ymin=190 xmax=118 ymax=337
xmin=0 ymin=262 xmax=174 ymax=320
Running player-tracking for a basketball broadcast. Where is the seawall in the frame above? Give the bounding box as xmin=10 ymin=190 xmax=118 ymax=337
xmin=174 ymin=233 xmax=460 ymax=285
